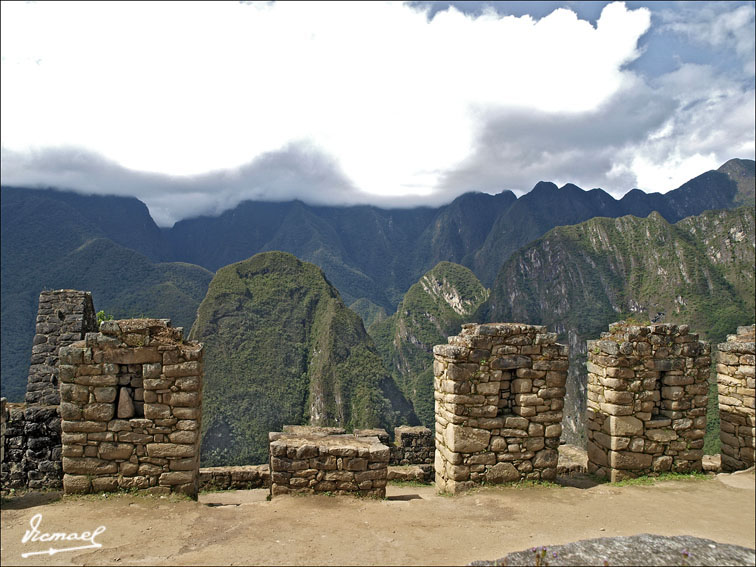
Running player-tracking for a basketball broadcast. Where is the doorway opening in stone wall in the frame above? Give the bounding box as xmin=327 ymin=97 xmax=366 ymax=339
xmin=497 ymin=370 xmax=514 ymax=417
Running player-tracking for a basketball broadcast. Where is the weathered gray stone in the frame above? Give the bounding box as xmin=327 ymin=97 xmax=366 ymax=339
xmin=472 ymin=534 xmax=756 ymax=567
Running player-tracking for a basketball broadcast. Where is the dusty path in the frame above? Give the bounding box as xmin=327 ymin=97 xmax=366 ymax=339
xmin=1 ymin=472 xmax=754 ymax=566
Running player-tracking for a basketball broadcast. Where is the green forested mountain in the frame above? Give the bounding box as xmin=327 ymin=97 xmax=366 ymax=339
xmin=370 ymin=262 xmax=488 ymax=427
xmin=479 ymin=206 xmax=756 ymax=444
xmin=2 ymin=159 xmax=752 ymax=402
xmin=190 ymin=251 xmax=416 ymax=466
xmin=0 ymin=188 xmax=212 ymax=401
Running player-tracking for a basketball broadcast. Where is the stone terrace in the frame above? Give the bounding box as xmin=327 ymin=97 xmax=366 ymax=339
xmin=717 ymin=325 xmax=755 ymax=472
xmin=269 ymin=427 xmax=389 ymax=497
xmin=586 ymin=322 xmax=710 ymax=481
xmin=433 ymin=323 xmax=568 ymax=493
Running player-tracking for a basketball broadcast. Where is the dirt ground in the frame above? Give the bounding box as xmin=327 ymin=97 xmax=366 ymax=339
xmin=1 ymin=471 xmax=754 ymax=566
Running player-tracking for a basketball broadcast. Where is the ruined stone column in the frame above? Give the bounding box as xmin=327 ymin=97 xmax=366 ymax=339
xmin=59 ymin=318 xmax=203 ymax=497
xmin=717 ymin=325 xmax=755 ymax=472
xmin=586 ymin=322 xmax=710 ymax=481
xmin=433 ymin=323 xmax=568 ymax=493
xmin=26 ymin=290 xmax=97 ymax=405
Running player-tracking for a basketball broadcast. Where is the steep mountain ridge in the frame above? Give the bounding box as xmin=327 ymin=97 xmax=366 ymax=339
xmin=190 ymin=251 xmax=416 ymax=466
xmin=370 ymin=262 xmax=488 ymax=427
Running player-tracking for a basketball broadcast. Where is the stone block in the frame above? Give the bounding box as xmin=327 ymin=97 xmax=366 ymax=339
xmin=603 ymin=415 xmax=643 ymax=437
xmin=146 ymin=443 xmax=195 ymax=458
xmin=443 ymin=424 xmax=490 ymax=453
xmin=159 ymin=471 xmax=195 ymax=485
xmin=99 ymin=443 xmax=134 ymax=460
xmin=609 ymin=450 xmax=652 ymax=470
xmin=485 ymin=462 xmax=520 ymax=483
xmin=63 ymin=457 xmax=118 ymax=475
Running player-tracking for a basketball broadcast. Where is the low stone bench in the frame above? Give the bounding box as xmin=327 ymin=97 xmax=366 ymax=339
xmin=269 ymin=428 xmax=389 ymax=497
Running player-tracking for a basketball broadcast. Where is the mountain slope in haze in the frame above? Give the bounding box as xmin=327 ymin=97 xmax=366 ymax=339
xmin=370 ymin=262 xmax=489 ymax=427
xmin=480 ymin=206 xmax=756 ymax=444
xmin=0 ymin=187 xmax=212 ymax=401
xmin=189 ymin=251 xmax=416 ymax=466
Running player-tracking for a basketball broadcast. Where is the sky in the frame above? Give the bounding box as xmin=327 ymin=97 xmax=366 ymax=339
xmin=1 ymin=1 xmax=754 ymax=226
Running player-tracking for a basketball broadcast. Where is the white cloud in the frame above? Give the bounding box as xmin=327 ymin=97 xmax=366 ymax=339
xmin=661 ymin=2 xmax=756 ymax=76
xmin=1 ymin=1 xmax=753 ymax=222
xmin=2 ymin=2 xmax=651 ymax=198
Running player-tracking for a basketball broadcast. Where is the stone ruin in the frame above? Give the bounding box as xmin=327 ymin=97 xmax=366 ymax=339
xmin=199 ymin=424 xmax=435 ymax=491
xmin=586 ymin=322 xmax=710 ymax=481
xmin=717 ymin=325 xmax=755 ymax=472
xmin=58 ymin=318 xmax=203 ymax=497
xmin=433 ymin=323 xmax=568 ymax=493
xmin=1 ymin=290 xmax=97 ymax=490
xmin=269 ymin=426 xmax=389 ymax=497
xmin=1 ymin=289 xmax=752 ymax=499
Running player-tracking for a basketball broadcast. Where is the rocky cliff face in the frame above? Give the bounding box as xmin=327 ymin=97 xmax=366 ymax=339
xmin=370 ymin=262 xmax=488 ymax=427
xmin=481 ymin=207 xmax=755 ymax=444
xmin=190 ymin=251 xmax=414 ymax=466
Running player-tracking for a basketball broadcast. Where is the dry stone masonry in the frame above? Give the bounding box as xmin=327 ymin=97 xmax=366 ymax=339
xmin=433 ymin=323 xmax=568 ymax=493
xmin=26 ymin=290 xmax=98 ymax=406
xmin=58 ymin=318 xmax=203 ymax=497
xmin=1 ymin=290 xmax=96 ymax=491
xmin=1 ymin=398 xmax=6 ymax=466
xmin=717 ymin=325 xmax=755 ymax=472
xmin=269 ymin=426 xmax=389 ymax=497
xmin=199 ymin=464 xmax=270 ymax=490
xmin=390 ymin=426 xmax=434 ymax=466
xmin=586 ymin=322 xmax=710 ymax=481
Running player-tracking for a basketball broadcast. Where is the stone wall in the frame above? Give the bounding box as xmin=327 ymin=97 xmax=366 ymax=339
xmin=58 ymin=318 xmax=203 ymax=497
xmin=199 ymin=464 xmax=270 ymax=490
xmin=586 ymin=322 xmax=709 ymax=481
xmin=433 ymin=323 xmax=568 ymax=493
xmin=1 ymin=398 xmax=6 ymax=466
xmin=390 ymin=426 xmax=434 ymax=466
xmin=269 ymin=427 xmax=389 ymax=497
xmin=717 ymin=325 xmax=755 ymax=472
xmin=1 ymin=290 xmax=95 ymax=491
xmin=1 ymin=404 xmax=62 ymax=490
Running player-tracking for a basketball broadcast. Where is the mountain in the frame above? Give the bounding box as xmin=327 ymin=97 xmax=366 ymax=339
xmin=470 ymin=163 xmax=747 ymax=285
xmin=479 ymin=206 xmax=756 ymax=445
xmin=718 ymin=158 xmax=756 ymax=208
xmin=2 ymin=159 xmax=752 ymax=402
xmin=0 ymin=187 xmax=212 ymax=401
xmin=370 ymin=262 xmax=489 ymax=427
xmin=189 ymin=251 xmax=416 ymax=466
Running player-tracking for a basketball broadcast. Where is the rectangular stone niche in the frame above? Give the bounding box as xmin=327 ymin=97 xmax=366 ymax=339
xmin=269 ymin=426 xmax=389 ymax=497
xmin=586 ymin=322 xmax=710 ymax=482
xmin=433 ymin=323 xmax=569 ymax=494
xmin=58 ymin=318 xmax=203 ymax=497
xmin=717 ymin=325 xmax=755 ymax=472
